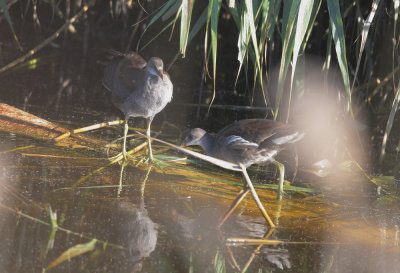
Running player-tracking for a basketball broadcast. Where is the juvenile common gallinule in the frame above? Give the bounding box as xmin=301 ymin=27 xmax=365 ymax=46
xmin=181 ymin=119 xmax=304 ymax=227
xmin=103 ymin=51 xmax=173 ymax=161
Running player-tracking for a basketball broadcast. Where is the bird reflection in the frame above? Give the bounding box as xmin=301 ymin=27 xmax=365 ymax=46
xmin=224 ymin=239 xmax=291 ymax=272
xmin=170 ymin=209 xmax=197 ymax=240
xmin=219 ymin=215 xmax=291 ymax=272
xmin=169 ymin=208 xmax=290 ymax=272
xmin=170 ymin=208 xmax=221 ymax=242
xmin=259 ymin=247 xmax=291 ymax=270
xmin=115 ymin=199 xmax=158 ymax=272
xmin=394 ymin=163 xmax=400 ymax=189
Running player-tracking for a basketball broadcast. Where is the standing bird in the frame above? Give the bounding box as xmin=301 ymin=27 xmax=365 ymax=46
xmin=103 ymin=52 xmax=173 ymax=161
xmin=181 ymin=119 xmax=304 ymax=227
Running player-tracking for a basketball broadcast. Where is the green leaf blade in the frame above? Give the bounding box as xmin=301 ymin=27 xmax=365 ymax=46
xmin=180 ymin=0 xmax=195 ymax=57
xmin=327 ymin=0 xmax=352 ymax=115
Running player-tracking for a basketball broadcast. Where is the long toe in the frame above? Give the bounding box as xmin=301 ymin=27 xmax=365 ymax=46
xmin=108 ymin=150 xmax=135 ymax=163
xmin=148 ymin=147 xmax=154 ymax=162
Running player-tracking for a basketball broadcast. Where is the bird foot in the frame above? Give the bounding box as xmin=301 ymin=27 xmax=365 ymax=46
xmin=108 ymin=150 xmax=136 ymax=164
xmin=142 ymin=156 xmax=166 ymax=170
xmin=107 ymin=149 xmax=165 ymax=170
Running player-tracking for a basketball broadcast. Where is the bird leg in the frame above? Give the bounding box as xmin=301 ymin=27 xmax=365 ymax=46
xmin=117 ymin=161 xmax=128 ymax=197
xmin=273 ymin=160 xmax=285 ymax=201
xmin=146 ymin=118 xmax=154 ymax=162
xmin=122 ymin=119 xmax=129 ymax=160
xmin=239 ymin=164 xmax=276 ymax=228
xmin=217 ymin=188 xmax=250 ymax=228
xmin=107 ymin=119 xmax=136 ymax=162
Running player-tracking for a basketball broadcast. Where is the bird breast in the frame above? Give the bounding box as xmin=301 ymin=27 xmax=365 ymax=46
xmin=123 ymin=74 xmax=172 ymax=119
xmin=146 ymin=74 xmax=173 ymax=104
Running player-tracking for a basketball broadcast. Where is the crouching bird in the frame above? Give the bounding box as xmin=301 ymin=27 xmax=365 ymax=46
xmin=181 ymin=119 xmax=304 ymax=228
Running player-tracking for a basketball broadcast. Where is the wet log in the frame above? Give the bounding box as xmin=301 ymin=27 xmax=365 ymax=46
xmin=0 ymin=103 xmax=108 ymax=150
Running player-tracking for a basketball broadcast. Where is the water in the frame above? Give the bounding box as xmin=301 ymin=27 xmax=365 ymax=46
xmin=1 ymin=105 xmax=399 ymax=272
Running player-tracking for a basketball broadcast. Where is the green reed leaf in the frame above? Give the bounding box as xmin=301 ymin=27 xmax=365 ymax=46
xmin=327 ymin=0 xmax=352 ymax=115
xmin=180 ymin=0 xmax=195 ymax=57
xmin=275 ymin=0 xmax=300 ymax=119
xmin=352 ymin=0 xmax=381 ymax=90
xmin=0 ymin=0 xmax=19 ymax=46
xmin=46 ymin=239 xmax=97 ymax=270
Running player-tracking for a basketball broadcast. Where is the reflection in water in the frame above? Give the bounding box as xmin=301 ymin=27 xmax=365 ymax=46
xmin=223 ymin=215 xmax=291 ymax=272
xmin=1 ymin=132 xmax=399 ymax=272
xmin=395 ymin=163 xmax=400 ymax=189
xmin=259 ymin=247 xmax=291 ymax=270
xmin=0 ymin=151 xmax=18 ymax=273
xmin=170 ymin=208 xmax=292 ymax=272
xmin=232 ymin=214 xmax=269 ymax=238
xmin=117 ymin=154 xmax=153 ymax=198
xmin=319 ymin=216 xmax=400 ymax=272
xmin=171 ymin=209 xmax=197 ymax=240
xmin=116 ymin=199 xmax=158 ymax=272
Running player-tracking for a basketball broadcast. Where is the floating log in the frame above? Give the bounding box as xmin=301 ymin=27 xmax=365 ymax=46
xmin=0 ymin=103 xmax=108 ymax=150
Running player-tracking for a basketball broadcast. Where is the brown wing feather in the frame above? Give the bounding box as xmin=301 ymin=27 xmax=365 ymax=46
xmin=104 ymin=51 xmax=148 ymax=109
xmin=214 ymin=119 xmax=300 ymax=166
xmin=106 ymin=50 xmax=147 ymax=68
xmin=125 ymin=52 xmax=147 ymax=69
xmin=216 ymin=119 xmax=287 ymax=145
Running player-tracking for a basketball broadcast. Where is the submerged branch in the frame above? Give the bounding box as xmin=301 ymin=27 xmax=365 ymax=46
xmin=0 ymin=103 xmax=108 ymax=150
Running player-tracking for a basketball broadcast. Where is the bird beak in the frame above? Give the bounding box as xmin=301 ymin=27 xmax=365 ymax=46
xmin=157 ymin=69 xmax=163 ymax=79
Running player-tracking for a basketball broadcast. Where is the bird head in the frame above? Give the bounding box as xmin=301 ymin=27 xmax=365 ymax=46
xmin=147 ymin=57 xmax=164 ymax=79
xmin=180 ymin=128 xmax=207 ymax=147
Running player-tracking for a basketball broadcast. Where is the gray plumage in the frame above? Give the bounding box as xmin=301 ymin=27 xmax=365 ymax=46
xmin=181 ymin=119 xmax=304 ymax=168
xmin=103 ymin=51 xmax=173 ymax=160
xmin=103 ymin=51 xmax=173 ymax=121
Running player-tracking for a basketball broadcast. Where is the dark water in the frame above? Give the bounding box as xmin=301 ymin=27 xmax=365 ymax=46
xmin=1 ymin=12 xmax=400 ymax=273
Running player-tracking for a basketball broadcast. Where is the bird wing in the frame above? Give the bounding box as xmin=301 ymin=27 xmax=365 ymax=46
xmin=103 ymin=51 xmax=148 ymax=107
xmin=116 ymin=52 xmax=147 ymax=94
xmin=216 ymin=134 xmax=262 ymax=166
xmin=220 ymin=119 xmax=302 ymax=147
xmin=258 ymin=126 xmax=304 ymax=150
xmin=217 ymin=119 xmax=285 ymax=144
xmin=224 ymin=135 xmax=259 ymax=149
xmin=125 ymin=52 xmax=147 ymax=69
xmin=106 ymin=50 xmax=147 ymax=69
xmin=215 ymin=119 xmax=303 ymax=165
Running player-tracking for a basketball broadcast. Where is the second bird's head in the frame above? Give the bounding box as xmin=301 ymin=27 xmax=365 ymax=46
xmin=181 ymin=128 xmax=207 ymax=147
